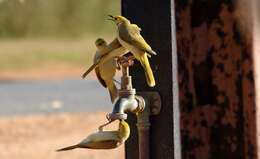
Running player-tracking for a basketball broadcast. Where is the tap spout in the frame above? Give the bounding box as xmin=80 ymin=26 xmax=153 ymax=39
xmin=109 ymin=97 xmax=137 ymax=120
xmin=108 ymin=92 xmax=145 ymax=120
xmin=107 ymin=55 xmax=145 ymax=121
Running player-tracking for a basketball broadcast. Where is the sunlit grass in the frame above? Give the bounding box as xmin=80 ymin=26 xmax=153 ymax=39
xmin=0 ymin=0 xmax=120 ymax=72
xmin=0 ymin=36 xmax=114 ymax=70
xmin=0 ymin=0 xmax=120 ymax=38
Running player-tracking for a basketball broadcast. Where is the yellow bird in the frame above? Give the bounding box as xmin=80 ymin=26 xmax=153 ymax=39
xmin=82 ymin=38 xmax=127 ymax=79
xmin=57 ymin=120 xmax=130 ymax=151
xmin=93 ymin=38 xmax=119 ymax=103
xmin=108 ymin=15 xmax=156 ymax=87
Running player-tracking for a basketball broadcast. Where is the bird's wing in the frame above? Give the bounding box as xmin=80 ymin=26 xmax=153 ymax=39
xmin=99 ymin=58 xmax=117 ymax=78
xmin=94 ymin=51 xmax=101 ymax=63
xmin=96 ymin=52 xmax=118 ymax=88
xmin=58 ymin=131 xmax=121 ymax=151
xmin=118 ymin=24 xmax=156 ymax=55
xmin=131 ymin=24 xmax=141 ymax=32
xmin=107 ymin=38 xmax=122 ymax=51
xmin=94 ymin=51 xmax=107 ymax=88
xmin=80 ymin=140 xmax=121 ymax=149
xmin=81 ymin=131 xmax=120 ymax=143
xmin=95 ymin=67 xmax=107 ymax=88
xmin=82 ymin=47 xmax=127 ymax=79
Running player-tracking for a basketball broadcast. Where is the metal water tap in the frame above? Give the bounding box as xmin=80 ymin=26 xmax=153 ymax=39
xmin=107 ymin=56 xmax=145 ymax=121
xmin=106 ymin=55 xmax=161 ymax=159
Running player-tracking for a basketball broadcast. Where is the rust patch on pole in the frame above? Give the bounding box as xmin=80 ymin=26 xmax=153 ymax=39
xmin=175 ymin=0 xmax=257 ymax=158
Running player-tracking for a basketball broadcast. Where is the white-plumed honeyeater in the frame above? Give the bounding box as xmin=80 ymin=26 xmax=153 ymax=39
xmin=82 ymin=38 xmax=127 ymax=79
xmin=93 ymin=38 xmax=119 ymax=103
xmin=57 ymin=120 xmax=130 ymax=151
xmin=108 ymin=15 xmax=156 ymax=87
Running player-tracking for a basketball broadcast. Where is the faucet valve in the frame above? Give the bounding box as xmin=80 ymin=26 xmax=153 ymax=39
xmin=107 ymin=55 xmax=146 ymax=121
xmin=133 ymin=95 xmax=145 ymax=114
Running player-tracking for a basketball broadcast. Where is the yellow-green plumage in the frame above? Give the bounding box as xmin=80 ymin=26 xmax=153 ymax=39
xmin=93 ymin=39 xmax=119 ymax=103
xmin=109 ymin=15 xmax=156 ymax=87
xmin=57 ymin=120 xmax=130 ymax=151
xmin=82 ymin=38 xmax=127 ymax=79
xmin=137 ymin=54 xmax=155 ymax=87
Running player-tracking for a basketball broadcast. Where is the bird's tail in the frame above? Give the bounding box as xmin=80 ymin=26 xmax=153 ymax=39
xmin=56 ymin=144 xmax=79 ymax=152
xmin=107 ymin=81 xmax=118 ymax=103
xmin=82 ymin=62 xmax=99 ymax=78
xmin=139 ymin=54 xmax=155 ymax=87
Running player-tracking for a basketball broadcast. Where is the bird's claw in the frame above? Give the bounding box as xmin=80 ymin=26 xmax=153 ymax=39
xmin=106 ymin=113 xmax=111 ymax=121
xmin=117 ymin=56 xmax=135 ymax=67
xmin=98 ymin=116 xmax=115 ymax=131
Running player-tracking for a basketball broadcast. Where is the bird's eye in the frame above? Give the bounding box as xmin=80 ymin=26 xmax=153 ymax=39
xmin=115 ymin=18 xmax=118 ymax=20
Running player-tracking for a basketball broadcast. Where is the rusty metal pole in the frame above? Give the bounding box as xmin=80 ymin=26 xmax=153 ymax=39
xmin=175 ymin=0 xmax=257 ymax=158
xmin=123 ymin=0 xmax=257 ymax=159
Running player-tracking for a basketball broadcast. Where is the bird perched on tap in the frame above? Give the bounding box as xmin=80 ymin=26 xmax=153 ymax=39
xmin=82 ymin=15 xmax=157 ymax=91
xmin=82 ymin=38 xmax=128 ymax=103
xmin=93 ymin=38 xmax=123 ymax=103
xmin=57 ymin=15 xmax=156 ymax=153
xmin=107 ymin=15 xmax=156 ymax=87
xmin=82 ymin=38 xmax=126 ymax=79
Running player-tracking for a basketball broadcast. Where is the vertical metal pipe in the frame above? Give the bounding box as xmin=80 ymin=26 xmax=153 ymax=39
xmin=136 ymin=102 xmax=151 ymax=159
xmin=121 ymin=65 xmax=132 ymax=90
xmin=122 ymin=65 xmax=129 ymax=76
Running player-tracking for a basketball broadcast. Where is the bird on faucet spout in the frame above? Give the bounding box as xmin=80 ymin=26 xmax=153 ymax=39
xmin=57 ymin=119 xmax=130 ymax=151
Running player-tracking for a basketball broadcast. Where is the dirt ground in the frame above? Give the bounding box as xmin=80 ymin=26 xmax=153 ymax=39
xmin=0 ymin=65 xmax=95 ymax=80
xmin=0 ymin=112 xmax=124 ymax=159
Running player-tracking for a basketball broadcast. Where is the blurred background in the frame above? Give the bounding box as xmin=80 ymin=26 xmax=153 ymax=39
xmin=0 ymin=0 xmax=120 ymax=79
xmin=0 ymin=0 xmax=124 ymax=159
xmin=0 ymin=0 xmax=260 ymax=159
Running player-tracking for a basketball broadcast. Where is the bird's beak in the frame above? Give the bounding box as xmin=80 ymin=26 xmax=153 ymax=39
xmin=107 ymin=15 xmax=114 ymax=21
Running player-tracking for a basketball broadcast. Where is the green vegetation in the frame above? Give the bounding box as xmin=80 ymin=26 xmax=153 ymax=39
xmin=0 ymin=0 xmax=120 ymax=70
xmin=0 ymin=37 xmax=116 ymax=70
xmin=0 ymin=0 xmax=120 ymax=38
